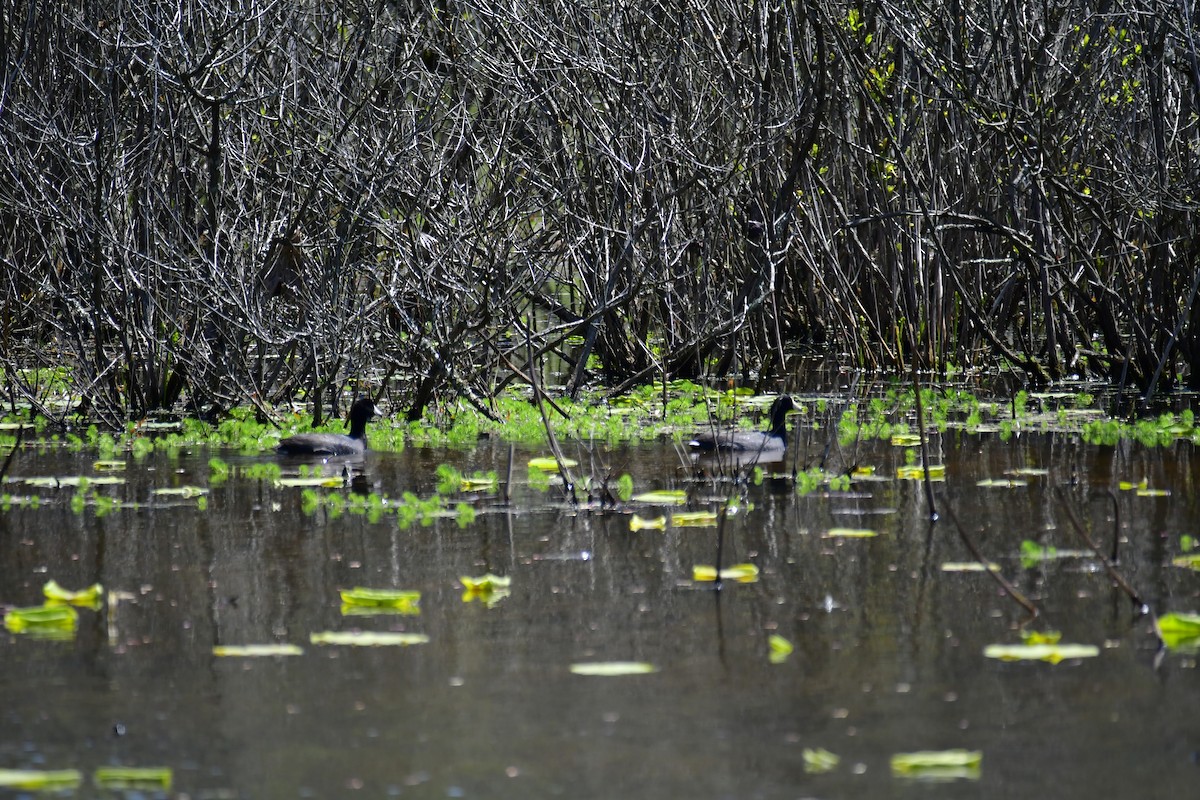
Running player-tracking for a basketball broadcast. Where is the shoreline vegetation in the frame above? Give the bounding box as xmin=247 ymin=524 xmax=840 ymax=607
xmin=2 ymin=1 xmax=1199 ymax=427
xmin=1 ymin=382 xmax=1197 ymax=456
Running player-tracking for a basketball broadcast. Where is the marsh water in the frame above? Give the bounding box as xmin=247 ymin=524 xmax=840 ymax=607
xmin=2 ymin=427 xmax=1198 ymax=799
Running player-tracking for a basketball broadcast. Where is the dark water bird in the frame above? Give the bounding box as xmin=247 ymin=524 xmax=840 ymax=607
xmin=276 ymin=397 xmax=382 ymax=456
xmin=688 ymin=395 xmax=796 ymax=455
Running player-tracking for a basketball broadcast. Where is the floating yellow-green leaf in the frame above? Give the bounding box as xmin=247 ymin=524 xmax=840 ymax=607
xmin=630 ymin=514 xmax=667 ymax=531
xmin=940 ymin=562 xmax=1001 ymax=572
xmin=212 ymin=644 xmax=304 ymax=657
xmin=1173 ymin=553 xmax=1200 ymax=570
xmin=768 ymin=635 xmax=793 ymax=664
xmin=976 ymin=478 xmax=1027 ymax=488
xmin=1007 ymin=467 xmax=1049 ymax=477
xmin=850 ymin=465 xmax=877 ymax=478
xmin=692 ymin=563 xmax=759 ymax=583
xmin=528 ymin=456 xmax=578 ymax=471
xmin=310 ymin=631 xmax=430 ymax=647
xmin=12 ymin=475 xmax=125 ymax=488
xmin=274 ymin=476 xmax=343 ymax=488
xmin=803 ymin=748 xmax=840 ymax=773
xmin=1157 ymin=612 xmax=1200 ymax=649
xmin=1118 ymin=478 xmax=1148 ymax=491
xmin=459 ymin=574 xmax=511 ymax=592
xmin=824 ymin=527 xmax=878 ymax=538
xmin=630 ymin=489 xmax=688 ymax=505
xmin=93 ymin=767 xmax=173 ymax=790
xmin=672 ymin=511 xmax=719 ymax=527
xmin=43 ymin=580 xmax=103 ymax=607
xmin=891 ymin=749 xmax=982 ymax=779
xmin=152 ymin=486 xmax=208 ymax=498
xmin=92 ymin=460 xmax=126 ymax=471
xmin=983 ymin=643 xmax=1100 ymax=663
xmin=459 ymin=476 xmax=497 ymax=492
xmin=0 ymin=769 xmax=82 ymax=790
xmin=890 ymin=433 xmax=922 ymax=447
xmin=339 ymin=587 xmax=421 ymax=613
xmin=1020 ymin=629 xmax=1062 ymax=645
xmin=569 ymin=661 xmax=659 ymax=676
xmin=896 ymin=464 xmax=946 ymax=481
xmin=4 ymin=604 xmax=78 ymax=638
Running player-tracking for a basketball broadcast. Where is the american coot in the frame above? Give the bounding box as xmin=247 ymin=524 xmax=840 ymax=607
xmin=688 ymin=395 xmax=796 ymax=454
xmin=277 ymin=397 xmax=382 ymax=456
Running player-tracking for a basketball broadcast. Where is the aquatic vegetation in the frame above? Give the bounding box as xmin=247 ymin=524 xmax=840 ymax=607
xmin=692 ymin=563 xmax=759 ymax=583
xmin=569 ymin=661 xmax=658 ymax=676
xmin=802 ymin=748 xmax=840 ymax=773
xmin=212 ymin=644 xmax=304 ymax=657
xmin=768 ymin=635 xmax=794 ymax=664
xmin=43 ymin=580 xmax=103 ymax=608
xmin=0 ymin=769 xmax=82 ymax=790
xmin=670 ymin=511 xmax=719 ymax=527
xmin=890 ymin=749 xmax=982 ymax=779
xmin=982 ymin=642 xmax=1101 ymax=663
xmin=823 ymin=528 xmax=878 ymax=538
xmin=93 ymin=767 xmax=173 ymax=790
xmin=460 ymin=574 xmax=512 ymax=606
xmin=4 ymin=604 xmax=78 ymax=639
xmin=1157 ymin=613 xmax=1200 ymax=650
xmin=630 ymin=489 xmax=687 ymax=505
xmin=310 ymin=631 xmax=430 ymax=647
xmin=339 ymin=588 xmax=421 ymax=613
xmin=629 ymin=514 xmax=666 ymax=531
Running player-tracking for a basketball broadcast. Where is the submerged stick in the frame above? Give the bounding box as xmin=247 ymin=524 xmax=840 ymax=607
xmin=940 ymin=499 xmax=1039 ymax=619
xmin=0 ymin=420 xmax=23 ymax=481
xmin=1054 ymin=487 xmax=1147 ymax=613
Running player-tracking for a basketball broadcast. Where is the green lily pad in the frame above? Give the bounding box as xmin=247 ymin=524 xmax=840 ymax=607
xmin=43 ymin=580 xmax=103 ymax=607
xmin=569 ymin=661 xmax=659 ymax=676
xmin=629 ymin=514 xmax=666 ymax=531
xmin=630 ymin=489 xmax=688 ymax=505
xmin=8 ymin=475 xmax=125 ymax=488
xmin=152 ymin=486 xmax=208 ymax=498
xmin=940 ymin=562 xmax=1000 ymax=572
xmin=339 ymin=587 xmax=421 ymax=612
xmin=213 ymin=644 xmax=304 ymax=657
xmin=896 ymin=464 xmax=946 ymax=481
xmin=692 ymin=563 xmax=759 ymax=583
xmin=976 ymin=478 xmax=1027 ymax=488
xmin=459 ymin=574 xmax=511 ymax=592
xmin=1158 ymin=612 xmax=1200 ymax=649
xmin=310 ymin=631 xmax=430 ymax=647
xmin=274 ymin=476 xmax=344 ymax=488
xmin=824 ymin=527 xmax=878 ymax=538
xmin=1173 ymin=553 xmax=1200 ymax=570
xmin=93 ymin=767 xmax=172 ymax=790
xmin=891 ymin=749 xmax=982 ymax=778
xmin=768 ymin=635 xmax=793 ymax=664
xmin=802 ymin=748 xmax=840 ymax=773
xmin=983 ymin=643 xmax=1100 ymax=663
xmin=528 ymin=457 xmax=578 ymax=471
xmin=4 ymin=604 xmax=78 ymax=638
xmin=0 ymin=769 xmax=82 ymax=790
xmin=671 ymin=511 xmax=719 ymax=527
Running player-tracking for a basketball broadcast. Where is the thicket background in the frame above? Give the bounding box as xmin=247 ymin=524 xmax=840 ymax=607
xmin=2 ymin=0 xmax=1198 ymax=424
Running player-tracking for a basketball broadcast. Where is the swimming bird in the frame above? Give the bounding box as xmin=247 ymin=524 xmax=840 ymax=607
xmin=688 ymin=395 xmax=796 ymax=455
xmin=276 ymin=397 xmax=382 ymax=456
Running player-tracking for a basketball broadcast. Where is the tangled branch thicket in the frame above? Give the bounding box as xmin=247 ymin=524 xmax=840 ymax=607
xmin=2 ymin=0 xmax=1198 ymax=423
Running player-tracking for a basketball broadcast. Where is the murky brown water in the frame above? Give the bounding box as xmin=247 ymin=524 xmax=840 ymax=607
xmin=2 ymin=430 xmax=1198 ymax=798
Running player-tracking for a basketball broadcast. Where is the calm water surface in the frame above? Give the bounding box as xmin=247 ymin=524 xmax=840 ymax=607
xmin=2 ymin=430 xmax=1198 ymax=799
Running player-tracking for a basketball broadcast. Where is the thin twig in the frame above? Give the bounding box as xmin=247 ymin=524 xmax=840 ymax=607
xmin=1054 ymin=487 xmax=1147 ymax=613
